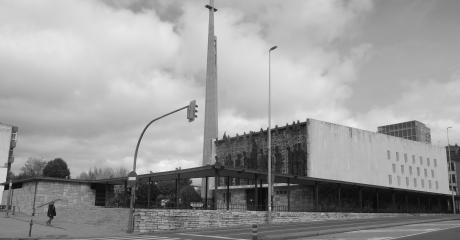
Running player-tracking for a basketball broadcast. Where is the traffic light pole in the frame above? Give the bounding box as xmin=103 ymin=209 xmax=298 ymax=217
xmin=127 ymin=101 xmax=197 ymax=233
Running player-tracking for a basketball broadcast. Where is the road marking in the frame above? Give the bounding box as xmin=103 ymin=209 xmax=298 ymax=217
xmin=363 ymin=224 xmax=460 ymax=240
xmin=354 ymin=228 xmax=438 ymax=233
xmin=177 ymin=233 xmax=247 ymax=240
xmin=70 ymin=236 xmax=181 ymax=240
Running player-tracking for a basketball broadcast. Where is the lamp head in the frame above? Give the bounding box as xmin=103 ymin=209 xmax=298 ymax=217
xmin=269 ymin=46 xmax=278 ymax=51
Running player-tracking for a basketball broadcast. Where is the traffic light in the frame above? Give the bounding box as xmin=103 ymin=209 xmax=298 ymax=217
xmin=187 ymin=100 xmax=198 ymax=122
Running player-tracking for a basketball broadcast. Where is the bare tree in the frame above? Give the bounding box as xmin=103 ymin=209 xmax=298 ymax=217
xmin=18 ymin=158 xmax=48 ymax=179
xmin=78 ymin=166 xmax=128 ymax=180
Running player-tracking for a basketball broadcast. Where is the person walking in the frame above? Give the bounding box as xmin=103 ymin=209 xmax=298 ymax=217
xmin=46 ymin=202 xmax=56 ymax=225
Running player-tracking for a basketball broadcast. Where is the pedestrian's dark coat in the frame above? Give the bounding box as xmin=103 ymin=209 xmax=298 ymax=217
xmin=47 ymin=204 xmax=56 ymax=217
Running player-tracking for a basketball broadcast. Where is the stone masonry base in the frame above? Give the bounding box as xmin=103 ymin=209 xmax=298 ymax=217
xmin=134 ymin=209 xmax=427 ymax=233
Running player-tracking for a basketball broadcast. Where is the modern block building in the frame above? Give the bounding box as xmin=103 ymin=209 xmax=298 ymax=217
xmin=0 ymin=123 xmax=18 ymax=203
xmin=446 ymin=144 xmax=460 ymax=194
xmin=377 ymin=120 xmax=431 ymax=144
xmin=213 ymin=119 xmax=452 ymax=212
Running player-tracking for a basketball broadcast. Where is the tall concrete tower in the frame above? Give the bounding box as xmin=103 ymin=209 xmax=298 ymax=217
xmin=201 ymin=0 xmax=218 ymax=200
xmin=203 ymin=0 xmax=218 ymax=166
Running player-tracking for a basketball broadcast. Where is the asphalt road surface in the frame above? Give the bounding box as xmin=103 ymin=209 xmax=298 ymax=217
xmin=68 ymin=215 xmax=460 ymax=240
xmin=303 ymin=220 xmax=460 ymax=240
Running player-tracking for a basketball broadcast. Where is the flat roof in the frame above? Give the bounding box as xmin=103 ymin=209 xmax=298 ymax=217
xmin=1 ymin=164 xmax=453 ymax=197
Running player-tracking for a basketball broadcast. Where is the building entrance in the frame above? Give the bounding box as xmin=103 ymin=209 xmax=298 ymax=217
xmin=246 ymin=188 xmax=267 ymax=211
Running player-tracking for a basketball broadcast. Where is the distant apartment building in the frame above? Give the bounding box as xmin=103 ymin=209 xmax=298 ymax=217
xmin=378 ymin=120 xmax=431 ymax=144
xmin=446 ymin=144 xmax=460 ymax=194
xmin=0 ymin=123 xmax=18 ymax=202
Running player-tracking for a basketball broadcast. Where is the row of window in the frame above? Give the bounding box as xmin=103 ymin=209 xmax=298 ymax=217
xmin=391 ymin=163 xmax=435 ymax=178
xmin=387 ymin=150 xmax=437 ymax=167
xmin=388 ymin=175 xmax=439 ymax=190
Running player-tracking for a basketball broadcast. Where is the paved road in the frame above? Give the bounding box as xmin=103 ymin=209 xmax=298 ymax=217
xmin=66 ymin=215 xmax=460 ymax=240
xmin=398 ymin=224 xmax=460 ymax=240
xmin=303 ymin=220 xmax=460 ymax=240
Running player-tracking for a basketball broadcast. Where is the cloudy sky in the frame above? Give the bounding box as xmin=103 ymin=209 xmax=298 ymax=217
xmin=1 ymin=0 xmax=459 ymax=177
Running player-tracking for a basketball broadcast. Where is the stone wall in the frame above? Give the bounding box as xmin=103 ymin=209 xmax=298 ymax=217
xmin=1 ymin=180 xmax=129 ymax=231
xmin=1 ymin=180 xmax=96 ymax=214
xmin=134 ymin=209 xmax=424 ymax=233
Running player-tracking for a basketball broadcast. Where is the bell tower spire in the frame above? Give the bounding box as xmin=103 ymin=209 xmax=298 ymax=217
xmin=203 ymin=0 xmax=218 ymax=166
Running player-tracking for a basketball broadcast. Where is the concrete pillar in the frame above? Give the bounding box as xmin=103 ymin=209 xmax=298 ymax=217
xmin=226 ymin=176 xmax=230 ymax=210
xmin=147 ymin=177 xmax=151 ymax=208
xmin=254 ymin=174 xmax=258 ymax=210
xmin=392 ymin=191 xmax=396 ymax=211
xmin=417 ymin=196 xmax=421 ymax=212
xmin=376 ymin=191 xmax=379 ymax=211
xmin=315 ymin=182 xmax=319 ymax=211
xmin=205 ymin=177 xmax=209 ymax=209
xmin=287 ymin=178 xmax=291 ymax=212
xmin=213 ymin=169 xmax=219 ymax=210
xmin=337 ymin=184 xmax=342 ymax=211
xmin=175 ymin=174 xmax=180 ymax=208
xmin=124 ymin=180 xmax=128 ymax=208
xmin=438 ymin=197 xmax=441 ymax=213
xmin=405 ymin=194 xmax=409 ymax=213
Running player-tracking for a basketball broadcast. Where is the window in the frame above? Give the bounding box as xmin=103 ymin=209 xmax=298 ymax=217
xmin=431 ymin=169 xmax=435 ymax=178
xmin=389 ymin=175 xmax=393 ymax=185
xmin=451 ymin=163 xmax=456 ymax=171
xmin=427 ymin=158 xmax=430 ymax=166
xmin=414 ymin=178 xmax=417 ymax=187
xmin=404 ymin=153 xmax=408 ymax=163
xmin=420 ymin=156 xmax=423 ymax=165
xmin=409 ymin=166 xmax=413 ymax=175
xmin=412 ymin=155 xmax=416 ymax=164
xmin=421 ymin=179 xmax=425 ymax=188
xmin=396 ymin=152 xmax=400 ymax=161
xmin=436 ymin=181 xmax=439 ymax=189
xmin=429 ymin=180 xmax=432 ymax=189
xmin=417 ymin=167 xmax=420 ymax=176
xmin=392 ymin=164 xmax=396 ymax=173
xmin=397 ymin=176 xmax=401 ymax=186
xmin=387 ymin=150 xmax=391 ymax=160
xmin=434 ymin=159 xmax=437 ymax=167
xmin=401 ymin=165 xmax=405 ymax=174
xmin=452 ymin=175 xmax=457 ymax=183
xmin=406 ymin=177 xmax=409 ymax=186
xmin=424 ymin=169 xmax=428 ymax=177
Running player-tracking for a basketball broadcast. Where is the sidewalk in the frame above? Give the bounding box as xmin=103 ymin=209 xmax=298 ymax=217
xmin=0 ymin=213 xmax=130 ymax=239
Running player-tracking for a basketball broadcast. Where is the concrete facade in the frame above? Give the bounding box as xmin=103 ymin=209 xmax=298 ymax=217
xmin=215 ymin=119 xmax=449 ymax=195
xmin=308 ymin=119 xmax=449 ymax=194
xmin=446 ymin=144 xmax=460 ymax=193
xmin=211 ymin=119 xmax=451 ymax=213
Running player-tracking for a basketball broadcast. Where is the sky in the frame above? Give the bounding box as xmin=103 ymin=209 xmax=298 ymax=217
xmin=1 ymin=0 xmax=460 ymax=177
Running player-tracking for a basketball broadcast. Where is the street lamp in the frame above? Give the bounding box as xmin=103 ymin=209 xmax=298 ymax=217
xmin=268 ymin=45 xmax=277 ymax=222
xmin=447 ymin=126 xmax=456 ymax=214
